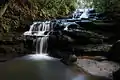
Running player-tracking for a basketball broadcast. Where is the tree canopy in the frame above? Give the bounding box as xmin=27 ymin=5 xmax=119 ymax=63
xmin=77 ymin=0 xmax=119 ymax=12
xmin=77 ymin=0 xmax=120 ymax=20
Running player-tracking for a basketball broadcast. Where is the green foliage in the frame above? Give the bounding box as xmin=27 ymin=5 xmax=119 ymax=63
xmin=28 ymin=0 xmax=77 ymax=18
xmin=0 ymin=0 xmax=77 ymax=32
xmin=79 ymin=0 xmax=120 ymax=13
xmin=92 ymin=0 xmax=119 ymax=12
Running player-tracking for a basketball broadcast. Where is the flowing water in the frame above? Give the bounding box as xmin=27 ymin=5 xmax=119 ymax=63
xmin=24 ymin=21 xmax=53 ymax=54
xmin=7 ymin=20 xmax=115 ymax=80
xmin=33 ymin=21 xmax=52 ymax=54
xmin=0 ymin=54 xmax=111 ymax=80
xmin=0 ymin=20 xmax=113 ymax=80
xmin=24 ymin=21 xmax=53 ymax=36
xmin=36 ymin=37 xmax=48 ymax=54
xmin=30 ymin=21 xmax=52 ymax=32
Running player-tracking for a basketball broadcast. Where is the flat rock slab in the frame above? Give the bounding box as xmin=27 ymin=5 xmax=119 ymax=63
xmin=0 ymin=54 xmax=110 ymax=80
xmin=78 ymin=44 xmax=112 ymax=52
xmin=76 ymin=58 xmax=120 ymax=79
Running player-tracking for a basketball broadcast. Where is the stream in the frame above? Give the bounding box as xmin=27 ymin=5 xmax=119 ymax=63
xmin=0 ymin=10 xmax=120 ymax=80
xmin=0 ymin=54 xmax=111 ymax=80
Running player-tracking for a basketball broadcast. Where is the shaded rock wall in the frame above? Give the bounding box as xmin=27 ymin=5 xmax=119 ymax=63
xmin=0 ymin=0 xmax=77 ymax=61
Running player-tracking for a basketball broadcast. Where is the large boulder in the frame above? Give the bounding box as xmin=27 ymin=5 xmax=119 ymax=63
xmin=48 ymin=31 xmax=70 ymax=51
xmin=48 ymin=31 xmax=77 ymax=63
xmin=60 ymin=54 xmax=77 ymax=65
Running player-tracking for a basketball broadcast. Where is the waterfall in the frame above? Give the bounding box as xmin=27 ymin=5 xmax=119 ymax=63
xmin=29 ymin=21 xmax=51 ymax=32
xmin=36 ymin=37 xmax=48 ymax=54
xmin=32 ymin=21 xmax=52 ymax=54
xmin=24 ymin=21 xmax=53 ymax=36
xmin=24 ymin=21 xmax=54 ymax=54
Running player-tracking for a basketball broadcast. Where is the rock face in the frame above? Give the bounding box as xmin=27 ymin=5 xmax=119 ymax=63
xmin=48 ymin=31 xmax=72 ymax=57
xmin=0 ymin=33 xmax=29 ymax=62
xmin=48 ymin=31 xmax=70 ymax=50
xmin=62 ymin=29 xmax=106 ymax=44
xmin=61 ymin=54 xmax=77 ymax=65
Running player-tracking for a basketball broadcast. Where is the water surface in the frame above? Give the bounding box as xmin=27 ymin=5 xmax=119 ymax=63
xmin=0 ymin=54 xmax=111 ymax=80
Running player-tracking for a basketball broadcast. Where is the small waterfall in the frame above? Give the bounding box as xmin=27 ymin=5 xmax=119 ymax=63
xmin=36 ymin=37 xmax=48 ymax=54
xmin=24 ymin=21 xmax=54 ymax=54
xmin=33 ymin=21 xmax=52 ymax=54
xmin=23 ymin=21 xmax=52 ymax=36
xmin=29 ymin=21 xmax=51 ymax=32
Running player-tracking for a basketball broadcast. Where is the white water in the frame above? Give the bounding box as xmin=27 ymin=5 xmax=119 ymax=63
xmin=24 ymin=21 xmax=53 ymax=36
xmin=30 ymin=21 xmax=51 ymax=32
xmin=27 ymin=54 xmax=54 ymax=60
xmin=72 ymin=8 xmax=94 ymax=19
xmin=24 ymin=21 xmax=53 ymax=54
xmin=36 ymin=37 xmax=48 ymax=54
xmin=35 ymin=21 xmax=52 ymax=54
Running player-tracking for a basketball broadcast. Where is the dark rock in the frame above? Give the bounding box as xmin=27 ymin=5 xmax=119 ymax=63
xmin=60 ymin=54 xmax=77 ymax=65
xmin=0 ymin=32 xmax=31 ymax=61
xmin=68 ymin=55 xmax=77 ymax=63
xmin=107 ymin=40 xmax=120 ymax=62
xmin=113 ymin=69 xmax=120 ymax=80
xmin=63 ymin=29 xmax=104 ymax=44
xmin=0 ymin=0 xmax=9 ymax=5
xmin=48 ymin=31 xmax=70 ymax=51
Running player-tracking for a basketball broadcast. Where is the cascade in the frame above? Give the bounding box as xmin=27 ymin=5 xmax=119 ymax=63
xmin=36 ymin=37 xmax=48 ymax=54
xmin=35 ymin=21 xmax=51 ymax=54
xmin=24 ymin=21 xmax=53 ymax=54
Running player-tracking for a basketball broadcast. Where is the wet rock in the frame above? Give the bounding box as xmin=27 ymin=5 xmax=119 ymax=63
xmin=48 ymin=31 xmax=70 ymax=51
xmin=48 ymin=31 xmax=74 ymax=60
xmin=24 ymin=39 xmax=34 ymax=50
xmin=0 ymin=33 xmax=31 ymax=61
xmin=76 ymin=58 xmax=120 ymax=79
xmin=63 ymin=29 xmax=105 ymax=44
xmin=113 ymin=69 xmax=120 ymax=80
xmin=78 ymin=44 xmax=112 ymax=52
xmin=107 ymin=40 xmax=120 ymax=62
xmin=61 ymin=54 xmax=77 ymax=65
xmin=69 ymin=55 xmax=77 ymax=63
xmin=72 ymin=44 xmax=112 ymax=57
xmin=72 ymin=48 xmax=84 ymax=56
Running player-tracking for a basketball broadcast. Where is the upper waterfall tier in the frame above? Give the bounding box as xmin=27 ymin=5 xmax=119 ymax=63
xmin=23 ymin=21 xmax=54 ymax=36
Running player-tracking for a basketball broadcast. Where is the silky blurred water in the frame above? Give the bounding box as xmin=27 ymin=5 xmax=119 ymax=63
xmin=0 ymin=54 xmax=111 ymax=80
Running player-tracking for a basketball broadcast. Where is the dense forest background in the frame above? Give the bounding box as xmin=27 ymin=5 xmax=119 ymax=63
xmin=0 ymin=0 xmax=77 ymax=33
xmin=78 ymin=0 xmax=120 ymax=21
xmin=0 ymin=0 xmax=120 ymax=33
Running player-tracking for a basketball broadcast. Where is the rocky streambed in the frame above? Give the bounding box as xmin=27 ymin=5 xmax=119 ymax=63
xmin=76 ymin=56 xmax=120 ymax=79
xmin=1 ymin=19 xmax=120 ymax=80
